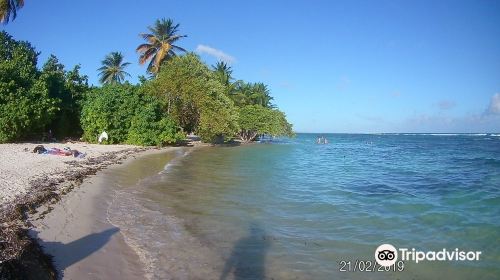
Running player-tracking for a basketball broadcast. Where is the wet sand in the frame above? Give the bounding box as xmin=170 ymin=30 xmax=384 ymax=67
xmin=29 ymin=148 xmax=182 ymax=279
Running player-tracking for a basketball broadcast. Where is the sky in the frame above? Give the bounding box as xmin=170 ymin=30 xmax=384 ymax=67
xmin=2 ymin=0 xmax=500 ymax=133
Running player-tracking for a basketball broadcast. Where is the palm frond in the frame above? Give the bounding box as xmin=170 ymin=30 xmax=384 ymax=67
xmin=1 ymin=0 xmax=24 ymax=24
xmin=171 ymin=44 xmax=187 ymax=53
xmin=136 ymin=18 xmax=187 ymax=75
xmin=97 ymin=51 xmax=131 ymax=84
xmin=139 ymin=47 xmax=157 ymax=65
xmin=136 ymin=43 xmax=153 ymax=53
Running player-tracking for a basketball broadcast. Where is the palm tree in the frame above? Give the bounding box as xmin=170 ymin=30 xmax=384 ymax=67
xmin=0 ymin=0 xmax=24 ymax=24
xmin=212 ymin=61 xmax=233 ymax=87
xmin=230 ymin=81 xmax=252 ymax=106
xmin=136 ymin=18 xmax=187 ymax=75
xmin=97 ymin=52 xmax=131 ymax=84
xmin=230 ymin=82 xmax=274 ymax=108
xmin=250 ymin=82 xmax=274 ymax=108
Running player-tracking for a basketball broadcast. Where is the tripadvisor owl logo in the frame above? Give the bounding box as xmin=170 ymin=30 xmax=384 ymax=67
xmin=375 ymin=244 xmax=482 ymax=266
xmin=375 ymin=244 xmax=398 ymax=267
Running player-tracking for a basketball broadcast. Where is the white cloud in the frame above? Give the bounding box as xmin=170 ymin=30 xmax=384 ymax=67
xmin=195 ymin=44 xmax=235 ymax=64
xmin=486 ymin=93 xmax=500 ymax=115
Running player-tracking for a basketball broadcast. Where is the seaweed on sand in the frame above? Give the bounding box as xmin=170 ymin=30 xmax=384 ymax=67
xmin=0 ymin=147 xmax=148 ymax=279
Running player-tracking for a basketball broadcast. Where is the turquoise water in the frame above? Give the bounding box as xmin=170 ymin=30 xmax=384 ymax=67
xmin=108 ymin=134 xmax=500 ymax=279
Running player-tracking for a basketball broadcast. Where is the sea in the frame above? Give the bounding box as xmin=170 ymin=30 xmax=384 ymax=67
xmin=104 ymin=133 xmax=500 ymax=280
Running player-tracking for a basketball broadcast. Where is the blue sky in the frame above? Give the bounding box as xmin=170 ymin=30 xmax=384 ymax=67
xmin=2 ymin=0 xmax=500 ymax=133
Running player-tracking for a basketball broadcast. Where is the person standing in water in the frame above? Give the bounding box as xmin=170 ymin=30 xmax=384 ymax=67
xmin=317 ymin=136 xmax=328 ymax=144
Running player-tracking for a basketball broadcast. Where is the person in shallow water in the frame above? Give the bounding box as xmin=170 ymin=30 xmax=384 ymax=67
xmin=317 ymin=136 xmax=328 ymax=144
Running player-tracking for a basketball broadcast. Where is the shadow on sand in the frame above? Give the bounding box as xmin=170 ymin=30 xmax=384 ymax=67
xmin=32 ymin=227 xmax=119 ymax=277
xmin=220 ymin=224 xmax=270 ymax=280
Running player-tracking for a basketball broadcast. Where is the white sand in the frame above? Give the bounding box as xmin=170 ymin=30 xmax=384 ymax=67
xmin=0 ymin=142 xmax=141 ymax=206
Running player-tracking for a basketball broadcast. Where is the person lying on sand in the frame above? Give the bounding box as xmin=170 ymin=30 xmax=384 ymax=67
xmin=32 ymin=145 xmax=86 ymax=158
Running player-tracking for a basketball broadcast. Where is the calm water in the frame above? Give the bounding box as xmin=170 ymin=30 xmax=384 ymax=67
xmin=107 ymin=134 xmax=500 ymax=280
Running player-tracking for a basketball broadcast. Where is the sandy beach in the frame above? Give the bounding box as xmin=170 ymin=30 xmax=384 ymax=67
xmin=28 ymin=148 xmax=181 ymax=279
xmin=0 ymin=142 xmax=145 ymax=205
xmin=26 ymin=147 xmax=200 ymax=279
xmin=0 ymin=142 xmax=159 ymax=279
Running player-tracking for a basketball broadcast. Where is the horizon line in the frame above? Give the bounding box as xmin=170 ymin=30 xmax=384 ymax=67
xmin=294 ymin=132 xmax=500 ymax=134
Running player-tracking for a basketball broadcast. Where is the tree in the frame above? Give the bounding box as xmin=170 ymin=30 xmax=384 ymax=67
xmin=0 ymin=31 xmax=58 ymax=142
xmin=0 ymin=0 xmax=24 ymax=24
xmin=65 ymin=64 xmax=89 ymax=102
xmin=97 ymin=52 xmax=131 ymax=84
xmin=196 ymin=87 xmax=239 ymax=143
xmin=237 ymin=105 xmax=294 ymax=142
xmin=144 ymin=53 xmax=239 ymax=142
xmin=212 ymin=61 xmax=233 ymax=87
xmin=136 ymin=18 xmax=187 ymax=75
xmin=40 ymin=55 xmax=89 ymax=138
xmin=230 ymin=81 xmax=274 ymax=108
xmin=249 ymin=82 xmax=274 ymax=108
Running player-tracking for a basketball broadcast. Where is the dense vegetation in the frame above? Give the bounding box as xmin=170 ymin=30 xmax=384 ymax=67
xmin=80 ymin=83 xmax=183 ymax=145
xmin=144 ymin=54 xmax=239 ymax=142
xmin=0 ymin=32 xmax=89 ymax=142
xmin=0 ymin=17 xmax=293 ymax=145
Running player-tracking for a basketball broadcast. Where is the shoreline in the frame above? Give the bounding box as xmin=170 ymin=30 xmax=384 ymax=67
xmin=0 ymin=142 xmax=168 ymax=279
xmin=30 ymin=147 xmax=183 ymax=279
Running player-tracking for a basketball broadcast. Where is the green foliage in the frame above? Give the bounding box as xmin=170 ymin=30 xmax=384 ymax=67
xmin=237 ymin=105 xmax=294 ymax=142
xmin=0 ymin=31 xmax=59 ymax=142
xmin=1 ymin=30 xmax=294 ymax=145
xmin=212 ymin=61 xmax=233 ymax=88
xmin=196 ymin=86 xmax=239 ymax=143
xmin=127 ymin=96 xmax=184 ymax=146
xmin=229 ymin=81 xmax=274 ymax=108
xmin=145 ymin=53 xmax=239 ymax=142
xmin=268 ymin=108 xmax=294 ymax=137
xmin=62 ymin=64 xmax=90 ymax=135
xmin=39 ymin=55 xmax=89 ymax=138
xmin=81 ymin=83 xmax=183 ymax=146
xmin=81 ymin=83 xmax=140 ymax=143
xmin=212 ymin=66 xmax=292 ymax=142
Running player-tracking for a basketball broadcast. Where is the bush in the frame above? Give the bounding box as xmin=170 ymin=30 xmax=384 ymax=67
xmin=127 ymin=97 xmax=184 ymax=146
xmin=81 ymin=84 xmax=138 ymax=143
xmin=81 ymin=83 xmax=183 ymax=146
